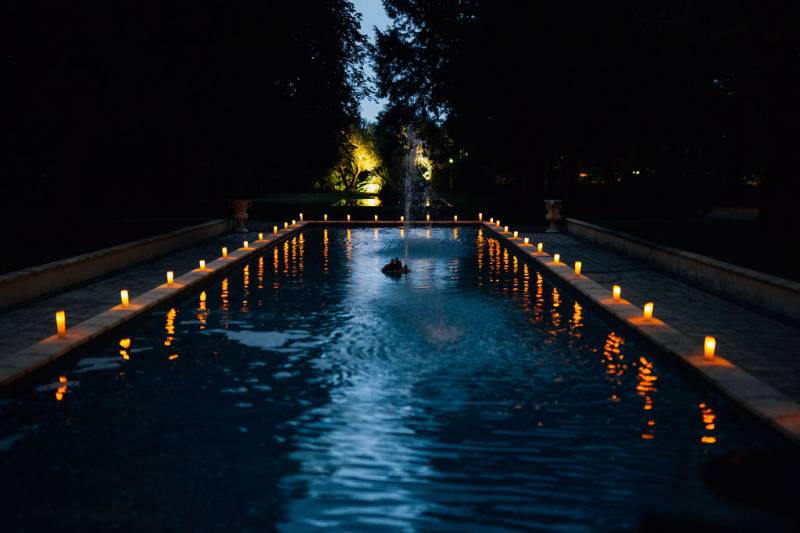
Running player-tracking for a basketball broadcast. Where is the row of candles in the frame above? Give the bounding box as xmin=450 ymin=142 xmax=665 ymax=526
xmin=52 ymin=213 xmax=718 ymax=360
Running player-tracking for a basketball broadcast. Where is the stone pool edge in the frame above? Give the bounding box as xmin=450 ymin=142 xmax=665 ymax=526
xmin=480 ymin=222 xmax=800 ymax=446
xmin=0 ymin=223 xmax=309 ymax=388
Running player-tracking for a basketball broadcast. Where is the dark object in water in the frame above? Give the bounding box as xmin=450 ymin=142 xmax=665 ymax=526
xmin=382 ymin=257 xmax=409 ymax=275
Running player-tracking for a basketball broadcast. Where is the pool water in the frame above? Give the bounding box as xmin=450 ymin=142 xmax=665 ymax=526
xmin=0 ymin=227 xmax=792 ymax=530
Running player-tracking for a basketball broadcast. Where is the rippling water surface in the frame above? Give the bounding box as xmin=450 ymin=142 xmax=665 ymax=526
xmin=0 ymin=227 xmax=790 ymax=530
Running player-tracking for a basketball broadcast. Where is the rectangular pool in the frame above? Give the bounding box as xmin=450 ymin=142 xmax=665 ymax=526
xmin=0 ymin=226 xmax=792 ymax=530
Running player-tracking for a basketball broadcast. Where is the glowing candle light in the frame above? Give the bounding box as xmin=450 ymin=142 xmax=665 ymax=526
xmin=374 ymin=214 xmax=378 ymax=222
xmin=553 ymin=253 xmax=560 ymax=264
xmin=347 ymin=214 xmax=351 ymax=222
xmin=574 ymin=261 xmax=582 ymax=275
xmin=612 ymin=284 xmax=621 ymax=301
xmin=120 ymin=289 xmax=129 ymax=307
xmin=55 ymin=310 xmax=66 ymax=338
xmin=537 ymin=242 xmax=543 ymax=253
xmin=426 ymin=213 xmax=430 ymax=222
xmin=704 ymin=336 xmax=716 ymax=359
xmin=496 ymin=220 xmax=501 ymax=227
xmin=523 ymin=237 xmax=529 ymax=245
xmin=166 ymin=271 xmax=174 ymax=286
xmin=400 ymin=215 xmax=404 ymax=222
xmin=490 ymin=217 xmax=494 ymax=223
xmin=199 ymin=259 xmax=206 ymax=271
xmin=273 ymin=225 xmax=278 ymax=234
xmin=454 ymin=215 xmax=458 ymax=222
xmin=299 ymin=213 xmax=303 ymax=221
xmin=284 ymin=222 xmax=288 ymax=229
xmin=513 ymin=231 xmax=518 ymax=239
xmin=222 ymin=246 xmax=228 ymax=257
xmin=324 ymin=214 xmax=328 ymax=222
xmin=258 ymin=232 xmax=263 ymax=241
xmin=504 ymin=226 xmax=509 ymax=233
xmin=200 ymin=291 xmax=207 ymax=303
xmin=292 ymin=219 xmax=296 ymax=225
xmin=643 ymin=302 xmax=654 ymax=320
xmin=243 ymin=241 xmax=249 ymax=249
xmin=479 ymin=213 xmax=483 ymax=221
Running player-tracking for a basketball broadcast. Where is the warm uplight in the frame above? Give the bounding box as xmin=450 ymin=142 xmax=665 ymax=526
xmin=454 ymin=215 xmax=458 ymax=222
xmin=537 ymin=242 xmax=543 ymax=253
xmin=299 ymin=213 xmax=303 ymax=221
xmin=166 ymin=271 xmax=174 ymax=285
xmin=574 ymin=261 xmax=582 ymax=275
xmin=479 ymin=213 xmax=483 ymax=221
xmin=55 ymin=310 xmax=66 ymax=338
xmin=324 ymin=214 xmax=328 ymax=222
xmin=513 ymin=231 xmax=518 ymax=239
xmin=523 ymin=237 xmax=529 ymax=245
xmin=120 ymin=289 xmax=129 ymax=307
xmin=199 ymin=259 xmax=206 ymax=271
xmin=612 ymin=284 xmax=621 ymax=301
xmin=643 ymin=302 xmax=654 ymax=320
xmin=704 ymin=336 xmax=716 ymax=359
xmin=273 ymin=225 xmax=278 ymax=234
xmin=553 ymin=254 xmax=560 ymax=264
xmin=258 ymin=232 xmax=263 ymax=241
xmin=222 ymin=246 xmax=228 ymax=257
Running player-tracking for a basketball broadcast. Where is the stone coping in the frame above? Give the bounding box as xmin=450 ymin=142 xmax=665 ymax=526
xmin=564 ymin=217 xmax=800 ymax=322
xmin=481 ymin=221 xmax=800 ymax=446
xmin=0 ymin=222 xmax=308 ymax=388
xmin=0 ymin=219 xmax=230 ymax=311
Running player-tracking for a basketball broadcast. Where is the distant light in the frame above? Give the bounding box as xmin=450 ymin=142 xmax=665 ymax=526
xmin=299 ymin=213 xmax=304 ymax=222
xmin=324 ymin=214 xmax=328 ymax=222
xmin=426 ymin=213 xmax=430 ymax=222
xmin=448 ymin=157 xmax=454 ymax=164
xmin=400 ymin=215 xmax=404 ymax=222
xmin=374 ymin=214 xmax=378 ymax=222
xmin=454 ymin=215 xmax=458 ymax=222
xmin=347 ymin=214 xmax=351 ymax=222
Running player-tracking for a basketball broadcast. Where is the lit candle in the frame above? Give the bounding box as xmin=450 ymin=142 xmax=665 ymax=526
xmin=55 ymin=310 xmax=66 ymax=338
xmin=166 ymin=271 xmax=174 ymax=286
xmin=523 ymin=237 xmax=529 ymax=245
xmin=504 ymin=226 xmax=509 ymax=233
xmin=490 ymin=217 xmax=494 ymax=223
xmin=299 ymin=213 xmax=303 ymax=221
xmin=574 ymin=261 xmax=582 ymax=275
xmin=553 ymin=253 xmax=560 ymax=264
xmin=222 ymin=246 xmax=228 ymax=257
xmin=454 ymin=215 xmax=458 ymax=222
xmin=347 ymin=214 xmax=351 ymax=222
xmin=292 ymin=219 xmax=296 ymax=225
xmin=612 ymin=284 xmax=621 ymax=301
xmin=199 ymin=259 xmax=206 ymax=271
xmin=496 ymin=220 xmax=501 ymax=227
xmin=426 ymin=213 xmax=430 ymax=222
xmin=258 ymin=232 xmax=263 ymax=241
xmin=284 ymin=222 xmax=288 ymax=229
xmin=273 ymin=225 xmax=278 ymax=234
xmin=479 ymin=213 xmax=483 ymax=221
xmin=374 ymin=214 xmax=378 ymax=222
xmin=537 ymin=242 xmax=543 ymax=253
xmin=643 ymin=302 xmax=654 ymax=319
xmin=324 ymin=214 xmax=328 ymax=222
xmin=120 ymin=289 xmax=129 ymax=307
xmin=400 ymin=215 xmax=404 ymax=222
xmin=704 ymin=336 xmax=716 ymax=359
xmin=513 ymin=231 xmax=518 ymax=239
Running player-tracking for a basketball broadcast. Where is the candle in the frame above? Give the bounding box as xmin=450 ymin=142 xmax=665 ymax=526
xmin=273 ymin=225 xmax=278 ymax=234
xmin=55 ymin=310 xmax=66 ymax=338
xmin=504 ymin=226 xmax=509 ymax=233
xmin=258 ymin=232 xmax=263 ymax=241
xmin=166 ymin=271 xmax=174 ymax=286
xmin=490 ymin=217 xmax=494 ymax=223
xmin=120 ymin=289 xmax=129 ymax=307
xmin=243 ymin=241 xmax=249 ymax=249
xmin=496 ymin=220 xmax=501 ymax=227
xmin=324 ymin=214 xmax=328 ymax=222
xmin=299 ymin=213 xmax=303 ymax=221
xmin=643 ymin=302 xmax=654 ymax=319
xmin=291 ymin=219 xmax=296 ymax=225
xmin=523 ymin=237 xmax=529 ymax=245
xmin=704 ymin=336 xmax=716 ymax=359
xmin=374 ymin=214 xmax=378 ymax=222
xmin=553 ymin=253 xmax=560 ymax=264
xmin=537 ymin=242 xmax=543 ymax=253
xmin=513 ymin=231 xmax=518 ymax=239
xmin=400 ymin=215 xmax=404 ymax=222
xmin=199 ymin=259 xmax=206 ymax=271
xmin=222 ymin=247 xmax=228 ymax=257
xmin=479 ymin=213 xmax=483 ymax=221
xmin=612 ymin=284 xmax=621 ymax=301
xmin=426 ymin=213 xmax=430 ymax=222
xmin=347 ymin=214 xmax=351 ymax=222
xmin=574 ymin=261 xmax=582 ymax=275
xmin=454 ymin=215 xmax=458 ymax=222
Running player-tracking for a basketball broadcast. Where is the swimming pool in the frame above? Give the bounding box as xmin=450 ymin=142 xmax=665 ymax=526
xmin=0 ymin=226 xmax=791 ymax=530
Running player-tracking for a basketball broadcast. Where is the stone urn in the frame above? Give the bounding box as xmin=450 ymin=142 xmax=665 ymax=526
xmin=544 ymin=199 xmax=563 ymax=233
xmin=229 ymin=199 xmax=253 ymax=233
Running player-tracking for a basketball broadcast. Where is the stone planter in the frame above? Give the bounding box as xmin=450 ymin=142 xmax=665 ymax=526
xmin=229 ymin=199 xmax=253 ymax=233
xmin=544 ymin=199 xmax=563 ymax=233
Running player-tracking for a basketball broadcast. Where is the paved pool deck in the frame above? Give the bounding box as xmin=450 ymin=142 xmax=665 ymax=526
xmin=1 ymin=219 xmax=799 ymax=413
